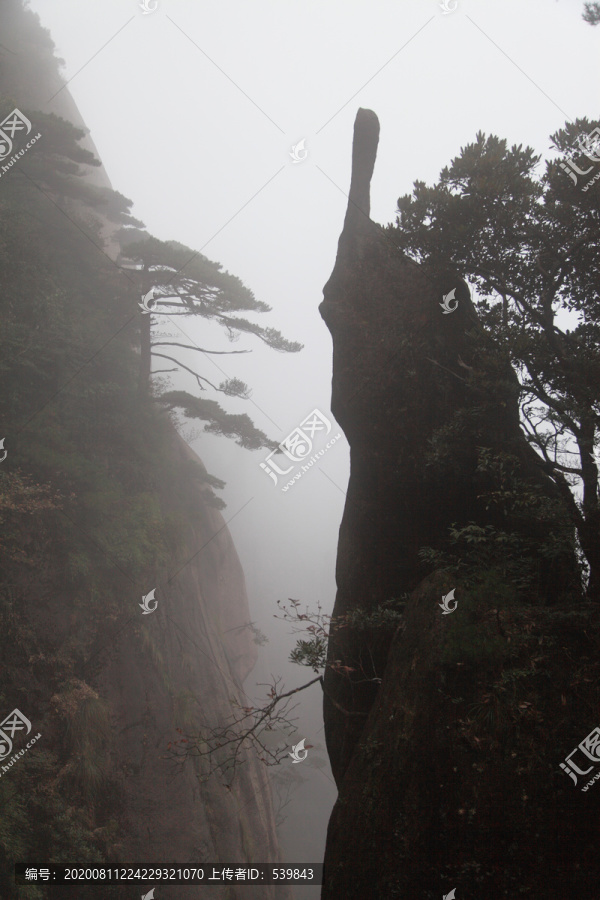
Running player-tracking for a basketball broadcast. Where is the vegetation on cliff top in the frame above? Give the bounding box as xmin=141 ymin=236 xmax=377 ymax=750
xmin=386 ymin=118 xmax=600 ymax=599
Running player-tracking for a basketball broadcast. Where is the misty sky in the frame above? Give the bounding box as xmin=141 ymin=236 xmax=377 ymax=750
xmin=25 ymin=0 xmax=600 ymax=885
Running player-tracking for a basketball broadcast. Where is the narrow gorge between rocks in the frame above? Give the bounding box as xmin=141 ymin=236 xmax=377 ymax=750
xmin=1 ymin=3 xmax=600 ymax=900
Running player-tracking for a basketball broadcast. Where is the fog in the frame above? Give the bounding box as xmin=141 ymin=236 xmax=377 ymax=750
xmin=24 ymin=0 xmax=599 ymax=892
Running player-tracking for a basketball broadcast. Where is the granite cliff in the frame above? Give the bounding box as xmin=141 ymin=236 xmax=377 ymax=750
xmin=319 ymin=109 xmax=599 ymax=899
xmin=0 ymin=4 xmax=292 ymax=898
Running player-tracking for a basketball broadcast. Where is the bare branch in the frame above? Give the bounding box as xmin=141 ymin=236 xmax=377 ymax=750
xmin=151 ymin=341 xmax=250 ymax=356
xmin=163 ymin=675 xmax=323 ymax=786
xmin=522 ymin=404 xmax=582 ymax=475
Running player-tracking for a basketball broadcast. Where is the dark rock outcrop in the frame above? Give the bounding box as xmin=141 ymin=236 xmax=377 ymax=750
xmin=322 ymin=571 xmax=600 ymax=899
xmin=319 ymin=109 xmax=593 ymax=899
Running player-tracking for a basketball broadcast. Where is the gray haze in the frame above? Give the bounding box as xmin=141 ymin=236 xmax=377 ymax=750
xmin=26 ymin=0 xmax=599 ymax=893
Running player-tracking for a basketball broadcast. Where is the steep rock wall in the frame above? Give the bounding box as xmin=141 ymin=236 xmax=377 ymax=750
xmin=95 ymin=428 xmax=291 ymax=900
xmin=320 ymin=108 xmax=579 ymax=786
xmin=318 ymin=109 xmax=592 ymax=899
xmin=0 ymin=4 xmax=293 ymax=897
xmin=322 ymin=571 xmax=600 ymax=899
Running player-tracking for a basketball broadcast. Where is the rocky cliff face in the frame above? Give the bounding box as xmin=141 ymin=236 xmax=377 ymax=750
xmin=0 ymin=4 xmax=292 ymax=898
xmin=95 ymin=429 xmax=290 ymax=900
xmin=11 ymin=419 xmax=293 ymax=900
xmin=319 ymin=109 xmax=598 ymax=899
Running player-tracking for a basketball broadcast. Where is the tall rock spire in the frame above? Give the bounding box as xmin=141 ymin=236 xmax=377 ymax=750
xmin=343 ymin=107 xmax=380 ymax=231
xmin=318 ymin=108 xmax=582 ymax=899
